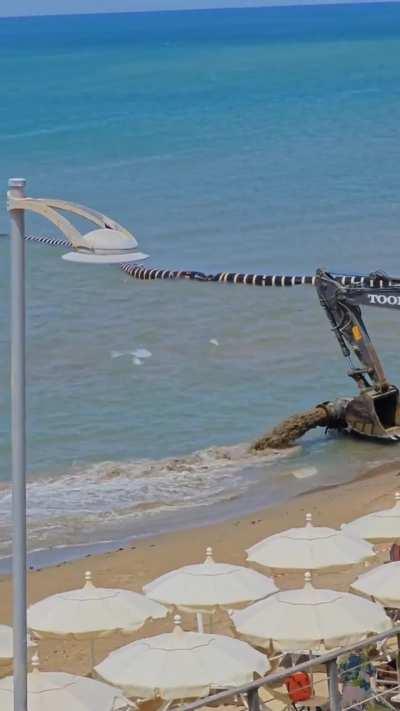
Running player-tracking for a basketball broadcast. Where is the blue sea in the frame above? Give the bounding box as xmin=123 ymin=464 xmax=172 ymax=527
xmin=1 ymin=3 xmax=400 ymax=560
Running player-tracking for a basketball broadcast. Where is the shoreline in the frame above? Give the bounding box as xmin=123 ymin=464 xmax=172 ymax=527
xmin=0 ymin=457 xmax=399 ymax=674
xmin=0 ymin=449 xmax=395 ymax=576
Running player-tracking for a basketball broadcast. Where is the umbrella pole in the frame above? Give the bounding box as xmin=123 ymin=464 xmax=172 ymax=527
xmin=89 ymin=639 xmax=96 ymax=670
xmin=159 ymin=701 xmax=172 ymax=711
xmin=309 ymin=651 xmax=315 ymax=697
xmin=196 ymin=612 xmax=204 ymax=633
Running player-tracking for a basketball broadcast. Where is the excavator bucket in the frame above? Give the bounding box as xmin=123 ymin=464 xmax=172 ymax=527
xmin=344 ymin=386 xmax=400 ymax=441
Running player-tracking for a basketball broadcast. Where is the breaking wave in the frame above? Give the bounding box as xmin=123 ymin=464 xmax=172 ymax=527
xmin=0 ymin=444 xmax=295 ymax=557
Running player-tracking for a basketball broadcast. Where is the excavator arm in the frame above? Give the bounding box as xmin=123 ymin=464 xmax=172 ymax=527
xmin=315 ymin=268 xmax=400 ymax=440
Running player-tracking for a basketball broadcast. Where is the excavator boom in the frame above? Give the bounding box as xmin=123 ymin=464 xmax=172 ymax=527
xmin=315 ymin=269 xmax=400 ymax=440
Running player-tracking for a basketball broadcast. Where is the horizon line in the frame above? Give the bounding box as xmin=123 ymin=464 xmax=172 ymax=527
xmin=1 ymin=0 xmax=399 ymax=20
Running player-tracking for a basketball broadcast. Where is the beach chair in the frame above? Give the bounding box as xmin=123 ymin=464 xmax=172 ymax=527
xmin=264 ymin=678 xmax=328 ymax=711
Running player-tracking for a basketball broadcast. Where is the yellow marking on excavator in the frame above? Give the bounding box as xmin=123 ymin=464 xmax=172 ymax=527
xmin=352 ymin=325 xmax=363 ymax=341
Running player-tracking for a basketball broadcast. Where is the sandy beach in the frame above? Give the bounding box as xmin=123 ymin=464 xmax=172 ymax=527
xmin=0 ymin=457 xmax=399 ymax=677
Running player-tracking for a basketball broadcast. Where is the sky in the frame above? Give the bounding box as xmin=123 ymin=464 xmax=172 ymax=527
xmin=0 ymin=0 xmax=396 ymax=17
xmin=0 ymin=0 xmax=398 ymax=16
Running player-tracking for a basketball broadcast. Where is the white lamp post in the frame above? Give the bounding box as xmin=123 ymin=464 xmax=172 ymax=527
xmin=7 ymin=178 xmax=148 ymax=711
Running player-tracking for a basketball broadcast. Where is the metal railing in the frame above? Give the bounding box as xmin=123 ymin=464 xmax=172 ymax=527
xmin=180 ymin=625 xmax=400 ymax=711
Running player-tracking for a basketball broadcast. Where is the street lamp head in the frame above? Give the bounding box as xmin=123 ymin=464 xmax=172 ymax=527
xmin=7 ymin=184 xmax=149 ymax=265
xmin=8 ymin=178 xmax=26 ymax=189
xmin=61 ymin=228 xmax=149 ymax=264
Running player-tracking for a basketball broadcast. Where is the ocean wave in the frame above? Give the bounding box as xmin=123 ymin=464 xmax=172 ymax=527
xmin=0 ymin=443 xmax=297 ymax=556
xmin=290 ymin=466 xmax=319 ymax=479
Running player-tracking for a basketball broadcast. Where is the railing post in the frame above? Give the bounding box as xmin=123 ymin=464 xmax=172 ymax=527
xmin=327 ymin=659 xmax=341 ymax=711
xmin=247 ymin=689 xmax=260 ymax=711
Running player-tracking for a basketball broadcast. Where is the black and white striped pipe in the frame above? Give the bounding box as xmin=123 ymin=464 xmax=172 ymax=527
xmin=26 ymin=234 xmax=69 ymax=249
xmin=120 ymin=263 xmax=317 ymax=285
xmin=25 ymin=234 xmax=396 ymax=288
xmin=119 ymin=262 xmax=397 ymax=289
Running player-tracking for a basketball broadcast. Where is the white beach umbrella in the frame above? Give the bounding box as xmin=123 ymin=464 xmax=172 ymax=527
xmin=0 ymin=626 xmax=15 ymax=676
xmin=0 ymin=625 xmax=34 ymax=677
xmin=342 ymin=492 xmax=400 ymax=543
xmin=28 ymin=571 xmax=168 ymax=666
xmin=0 ymin=626 xmax=13 ymax=661
xmin=28 ymin=571 xmax=167 ymax=639
xmin=143 ymin=546 xmax=277 ymax=613
xmin=232 ymin=572 xmax=391 ymax=653
xmin=0 ymin=652 xmax=133 ymax=711
xmin=95 ymin=614 xmax=269 ymax=701
xmin=246 ymin=513 xmax=375 ymax=571
xmin=351 ymin=561 xmax=400 ymax=608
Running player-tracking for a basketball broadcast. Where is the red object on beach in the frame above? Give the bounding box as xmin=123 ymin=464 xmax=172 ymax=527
xmin=285 ymin=672 xmax=312 ymax=703
xmin=390 ymin=543 xmax=400 ymax=561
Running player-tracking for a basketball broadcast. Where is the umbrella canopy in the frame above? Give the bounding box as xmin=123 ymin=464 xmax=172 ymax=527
xmin=143 ymin=547 xmax=277 ymax=612
xmin=0 ymin=626 xmax=14 ymax=679
xmin=0 ymin=626 xmax=16 ymax=671
xmin=246 ymin=513 xmax=375 ymax=571
xmin=0 ymin=626 xmax=34 ymax=659
xmin=352 ymin=561 xmax=400 ymax=608
xmin=342 ymin=493 xmax=400 ymax=543
xmin=95 ymin=614 xmax=269 ymax=700
xmin=0 ymin=652 xmax=133 ymax=711
xmin=28 ymin=571 xmax=167 ymax=639
xmin=232 ymin=572 xmax=391 ymax=653
xmin=0 ymin=626 xmax=34 ymax=677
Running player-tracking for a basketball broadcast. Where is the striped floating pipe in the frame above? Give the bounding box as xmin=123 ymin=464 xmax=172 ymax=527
xmin=25 ymin=234 xmax=395 ymax=288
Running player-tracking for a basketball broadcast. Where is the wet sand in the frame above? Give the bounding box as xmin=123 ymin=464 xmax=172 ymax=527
xmin=0 ymin=458 xmax=399 ymax=677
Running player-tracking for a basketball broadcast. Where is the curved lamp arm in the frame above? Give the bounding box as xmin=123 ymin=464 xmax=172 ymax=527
xmin=35 ymin=198 xmax=133 ymax=239
xmin=7 ymin=194 xmax=136 ymax=249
